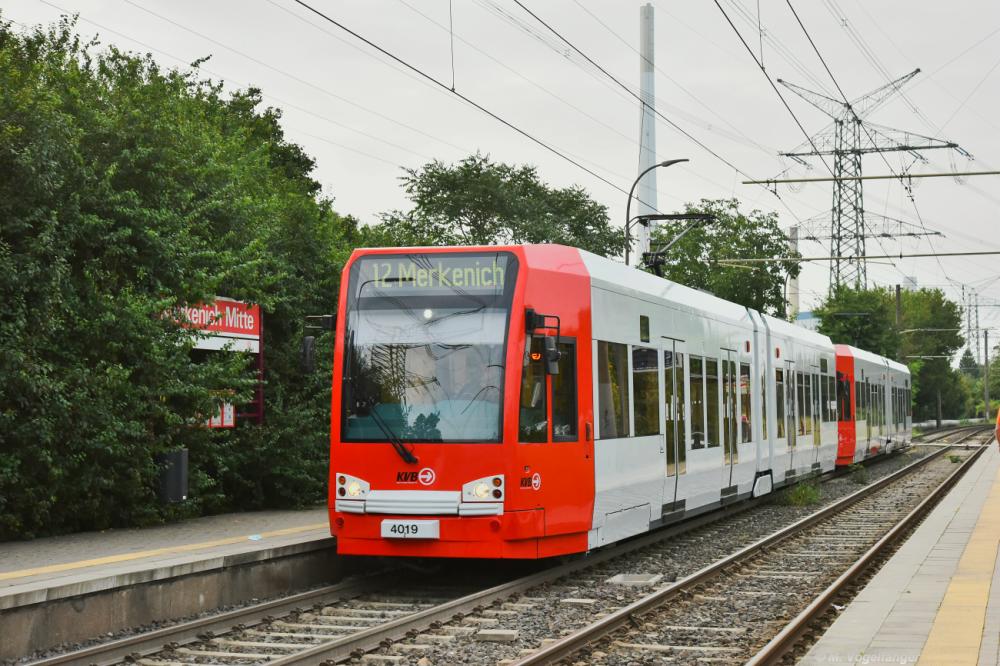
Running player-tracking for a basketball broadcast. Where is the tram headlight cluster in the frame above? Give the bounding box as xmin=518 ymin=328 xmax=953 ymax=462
xmin=463 ymin=475 xmax=504 ymax=502
xmin=336 ymin=473 xmax=369 ymax=498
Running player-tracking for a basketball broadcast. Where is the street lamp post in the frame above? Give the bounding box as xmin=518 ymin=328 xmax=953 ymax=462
xmin=625 ymin=158 xmax=688 ymax=265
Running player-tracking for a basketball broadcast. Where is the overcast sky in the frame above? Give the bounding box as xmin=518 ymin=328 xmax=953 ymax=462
xmin=6 ymin=0 xmax=1000 ymax=349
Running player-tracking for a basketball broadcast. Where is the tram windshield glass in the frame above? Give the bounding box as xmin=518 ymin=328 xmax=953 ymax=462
xmin=341 ymin=252 xmax=518 ymax=443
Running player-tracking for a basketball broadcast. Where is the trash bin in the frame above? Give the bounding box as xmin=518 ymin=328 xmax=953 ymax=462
xmin=156 ymin=448 xmax=188 ymax=503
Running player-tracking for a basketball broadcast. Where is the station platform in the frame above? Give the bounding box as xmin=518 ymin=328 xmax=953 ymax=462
xmin=803 ymin=442 xmax=1000 ymax=666
xmin=0 ymin=507 xmax=337 ymax=660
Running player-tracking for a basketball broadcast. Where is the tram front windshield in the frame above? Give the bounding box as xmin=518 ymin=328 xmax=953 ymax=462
xmin=341 ymin=252 xmax=518 ymax=443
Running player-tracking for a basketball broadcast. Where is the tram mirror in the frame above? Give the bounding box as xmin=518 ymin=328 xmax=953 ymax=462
xmin=544 ymin=335 xmax=560 ymax=375
xmin=301 ymin=336 xmax=316 ymax=374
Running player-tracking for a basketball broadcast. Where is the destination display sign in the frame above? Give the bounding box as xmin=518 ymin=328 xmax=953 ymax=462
xmin=354 ymin=253 xmax=514 ymax=296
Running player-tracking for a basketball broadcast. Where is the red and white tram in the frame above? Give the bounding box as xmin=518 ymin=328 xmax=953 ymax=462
xmin=327 ymin=245 xmax=910 ymax=559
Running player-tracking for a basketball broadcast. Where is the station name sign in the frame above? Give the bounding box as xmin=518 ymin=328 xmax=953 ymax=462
xmin=175 ymin=298 xmax=261 ymax=353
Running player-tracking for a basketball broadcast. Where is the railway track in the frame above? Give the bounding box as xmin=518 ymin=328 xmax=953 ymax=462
xmin=25 ymin=428 xmax=986 ymax=666
xmin=512 ymin=427 xmax=994 ymax=666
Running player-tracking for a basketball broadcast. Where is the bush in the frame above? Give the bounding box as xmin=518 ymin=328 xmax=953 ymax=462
xmin=848 ymin=463 xmax=869 ymax=485
xmin=0 ymin=16 xmax=354 ymax=539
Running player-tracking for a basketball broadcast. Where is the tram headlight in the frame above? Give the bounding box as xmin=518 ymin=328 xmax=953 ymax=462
xmin=463 ymin=475 xmax=504 ymax=502
xmin=335 ymin=473 xmax=369 ymax=499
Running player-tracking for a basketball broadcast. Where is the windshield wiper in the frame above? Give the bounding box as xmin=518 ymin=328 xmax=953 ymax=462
xmin=358 ymin=397 xmax=418 ymax=464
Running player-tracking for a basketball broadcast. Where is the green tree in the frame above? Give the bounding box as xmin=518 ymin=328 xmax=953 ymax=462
xmin=815 ymin=287 xmax=900 ymax=356
xmin=0 ymin=16 xmax=353 ymax=538
xmin=368 ymin=153 xmax=626 ymax=257
xmin=959 ymin=348 xmax=980 ymax=378
xmin=898 ymin=288 xmax=964 ymax=361
xmin=814 ymin=285 xmax=967 ymax=424
xmin=644 ymin=198 xmax=799 ymax=316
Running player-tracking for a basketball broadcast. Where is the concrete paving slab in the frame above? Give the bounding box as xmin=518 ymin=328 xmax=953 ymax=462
xmin=804 ymin=446 xmax=999 ymax=666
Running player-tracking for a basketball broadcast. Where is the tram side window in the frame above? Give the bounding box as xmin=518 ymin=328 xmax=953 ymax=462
xmin=880 ymin=385 xmax=886 ymax=432
xmin=827 ymin=376 xmax=837 ymax=422
xmin=740 ymin=363 xmax=752 ymax=443
xmin=874 ymin=385 xmax=880 ymax=432
xmin=803 ymin=373 xmax=813 ymax=435
xmin=677 ymin=354 xmax=688 ymax=473
xmin=813 ymin=374 xmax=821 ymax=444
xmin=814 ymin=374 xmax=821 ymax=429
xmin=837 ymin=372 xmax=852 ymax=421
xmin=597 ymin=341 xmax=630 ymax=439
xmin=552 ymin=341 xmax=578 ymax=440
xmin=855 ymin=381 xmax=861 ymax=421
xmin=690 ymin=356 xmax=705 ymax=449
xmin=893 ymin=388 xmax=903 ymax=430
xmin=706 ymin=358 xmax=720 ymax=447
xmin=519 ymin=336 xmax=548 ymax=442
xmin=819 ymin=375 xmax=828 ymax=422
xmin=775 ymin=368 xmax=786 ymax=438
xmin=798 ymin=372 xmax=807 ymax=435
xmin=761 ymin=371 xmax=768 ymax=440
xmin=723 ymin=361 xmax=732 ymax=455
xmin=664 ymin=350 xmax=687 ymax=474
xmin=633 ymin=346 xmax=659 ymax=437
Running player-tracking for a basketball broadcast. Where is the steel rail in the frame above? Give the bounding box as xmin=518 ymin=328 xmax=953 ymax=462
xmin=745 ymin=428 xmax=994 ymax=665
xmin=30 ymin=429 xmax=959 ymax=666
xmin=263 ymin=496 xmax=768 ymax=666
xmin=28 ymin=479 xmax=764 ymax=666
xmin=28 ymin=575 xmax=383 ymax=666
xmin=270 ymin=435 xmax=955 ymax=665
xmin=511 ymin=435 xmax=984 ymax=666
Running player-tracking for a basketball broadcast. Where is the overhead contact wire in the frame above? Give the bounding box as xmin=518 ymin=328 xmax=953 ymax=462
xmin=289 ymin=0 xmax=664 ymax=213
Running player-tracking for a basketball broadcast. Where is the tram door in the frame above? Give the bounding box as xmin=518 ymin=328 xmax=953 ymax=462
xmin=785 ymin=361 xmax=797 ymax=474
xmin=662 ymin=339 xmax=687 ymax=509
xmin=721 ymin=349 xmax=738 ymax=488
xmin=812 ymin=369 xmax=822 ymax=465
xmin=865 ymin=379 xmax=872 ymax=449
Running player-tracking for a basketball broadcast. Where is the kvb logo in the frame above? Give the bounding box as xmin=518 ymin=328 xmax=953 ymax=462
xmin=418 ymin=467 xmax=436 ymax=486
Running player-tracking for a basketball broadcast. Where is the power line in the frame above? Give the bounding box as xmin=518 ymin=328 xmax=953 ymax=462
xmin=393 ymin=0 xmax=670 ymax=189
xmin=782 ymin=0 xmax=964 ymax=288
xmin=718 ymin=250 xmax=1000 ymax=265
xmin=122 ymin=0 xmax=469 ymax=156
xmin=287 ymin=0 xmax=664 ymax=214
xmin=570 ymin=0 xmax=778 ymax=157
xmin=509 ymin=0 xmax=815 ymax=227
xmin=512 ymin=0 xmax=749 ymax=179
xmin=710 ymin=0 xmax=836 ymax=178
xmin=36 ymin=0 xmax=428 ymax=166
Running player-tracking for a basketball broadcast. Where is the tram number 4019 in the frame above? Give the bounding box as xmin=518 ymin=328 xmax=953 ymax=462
xmin=380 ymin=519 xmax=440 ymax=540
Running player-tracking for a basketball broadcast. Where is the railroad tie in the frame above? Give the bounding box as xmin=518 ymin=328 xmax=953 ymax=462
xmin=614 ymin=641 xmax=742 ymax=653
xmin=245 ymin=629 xmax=339 ymax=640
xmin=174 ymin=647 xmax=274 ymax=660
xmin=211 ymin=639 xmax=305 ymax=649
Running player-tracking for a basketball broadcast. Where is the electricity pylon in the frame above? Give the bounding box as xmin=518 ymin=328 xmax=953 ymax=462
xmin=777 ymin=69 xmax=968 ymax=290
